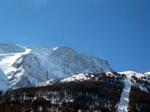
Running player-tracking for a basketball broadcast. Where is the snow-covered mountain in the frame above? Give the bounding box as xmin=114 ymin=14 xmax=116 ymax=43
xmin=0 ymin=69 xmax=9 ymax=91
xmin=0 ymin=43 xmax=113 ymax=89
xmin=0 ymin=43 xmax=149 ymax=112
xmin=32 ymin=46 xmax=113 ymax=78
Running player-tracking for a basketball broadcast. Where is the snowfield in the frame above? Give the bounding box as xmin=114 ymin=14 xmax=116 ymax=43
xmin=0 ymin=48 xmax=31 ymax=77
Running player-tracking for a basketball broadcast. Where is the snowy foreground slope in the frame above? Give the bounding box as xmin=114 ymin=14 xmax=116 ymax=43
xmin=0 ymin=43 xmax=113 ymax=89
xmin=117 ymin=71 xmax=150 ymax=112
xmin=0 ymin=71 xmax=149 ymax=112
xmin=61 ymin=71 xmax=150 ymax=112
xmin=37 ymin=71 xmax=150 ymax=112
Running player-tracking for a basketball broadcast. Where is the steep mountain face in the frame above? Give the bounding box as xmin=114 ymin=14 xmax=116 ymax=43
xmin=0 ymin=69 xmax=9 ymax=91
xmin=10 ymin=53 xmax=49 ymax=89
xmin=32 ymin=46 xmax=113 ymax=78
xmin=0 ymin=43 xmax=113 ymax=89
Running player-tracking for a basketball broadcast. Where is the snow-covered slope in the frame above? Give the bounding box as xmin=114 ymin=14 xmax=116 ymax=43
xmin=61 ymin=73 xmax=94 ymax=82
xmin=58 ymin=71 xmax=150 ymax=112
xmin=145 ymin=72 xmax=150 ymax=76
xmin=117 ymin=71 xmax=149 ymax=112
xmin=0 ymin=48 xmax=31 ymax=77
xmin=10 ymin=53 xmax=49 ymax=89
xmin=0 ymin=43 xmax=113 ymax=90
xmin=32 ymin=46 xmax=113 ymax=79
xmin=0 ymin=69 xmax=9 ymax=91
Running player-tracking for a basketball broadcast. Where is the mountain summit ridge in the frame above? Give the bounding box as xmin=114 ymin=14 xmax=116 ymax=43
xmin=0 ymin=43 xmax=113 ymax=89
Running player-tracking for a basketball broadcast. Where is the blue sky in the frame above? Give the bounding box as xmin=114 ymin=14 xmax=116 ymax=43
xmin=0 ymin=0 xmax=149 ymax=72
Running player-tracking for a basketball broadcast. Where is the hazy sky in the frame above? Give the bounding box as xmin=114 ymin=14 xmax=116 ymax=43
xmin=0 ymin=0 xmax=149 ymax=72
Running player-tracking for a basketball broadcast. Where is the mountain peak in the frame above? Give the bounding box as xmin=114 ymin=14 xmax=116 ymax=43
xmin=0 ymin=43 xmax=113 ymax=89
xmin=53 ymin=46 xmax=77 ymax=54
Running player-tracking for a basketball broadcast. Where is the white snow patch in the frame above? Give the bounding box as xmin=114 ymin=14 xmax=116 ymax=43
xmin=52 ymin=47 xmax=59 ymax=51
xmin=117 ymin=71 xmax=150 ymax=112
xmin=0 ymin=48 xmax=31 ymax=79
xmin=117 ymin=79 xmax=133 ymax=112
xmin=119 ymin=71 xmax=145 ymax=78
xmin=117 ymin=71 xmax=135 ymax=112
xmin=144 ymin=72 xmax=150 ymax=78
xmin=61 ymin=73 xmax=90 ymax=82
xmin=38 ymin=79 xmax=54 ymax=87
xmin=145 ymin=72 xmax=150 ymax=75
xmin=139 ymin=85 xmax=148 ymax=93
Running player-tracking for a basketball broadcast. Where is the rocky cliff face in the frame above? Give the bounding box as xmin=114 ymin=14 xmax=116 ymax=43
xmin=32 ymin=46 xmax=113 ymax=78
